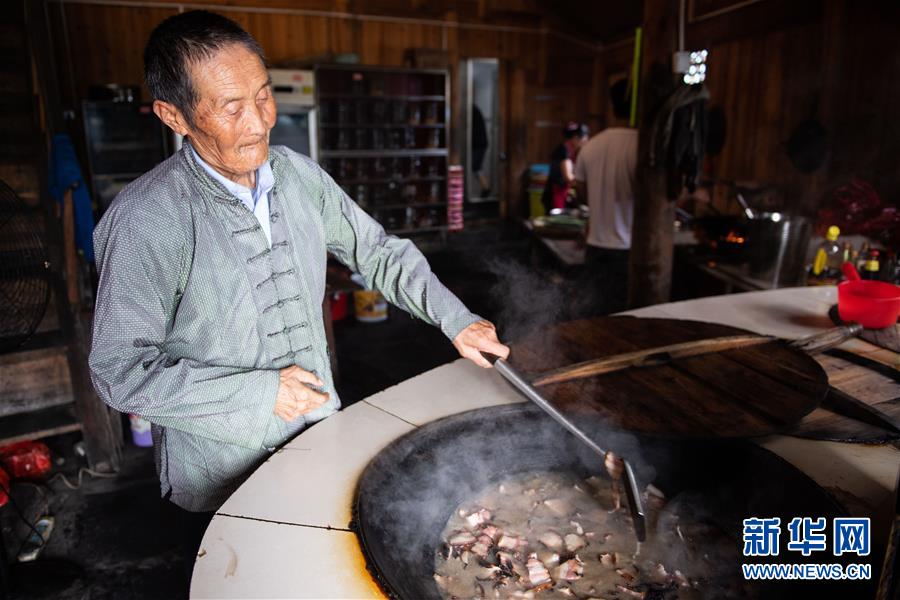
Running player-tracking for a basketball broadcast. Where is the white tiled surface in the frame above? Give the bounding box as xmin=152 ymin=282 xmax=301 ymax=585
xmin=364 ymin=357 xmax=524 ymax=426
xmin=758 ymin=436 xmax=900 ymax=548
xmin=219 ymin=400 xmax=414 ymax=529
xmin=192 ymin=515 xmax=385 ymax=599
xmin=759 ymin=436 xmax=899 ymax=508
xmin=194 ymin=288 xmax=899 ymax=598
xmin=620 ymin=287 xmax=838 ymax=337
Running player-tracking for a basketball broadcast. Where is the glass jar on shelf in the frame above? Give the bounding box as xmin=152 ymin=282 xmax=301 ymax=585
xmin=372 ymin=128 xmax=385 ymax=150
xmin=356 ymin=158 xmax=370 ymax=180
xmin=337 ymin=129 xmax=351 ymax=150
xmin=372 ymin=157 xmax=388 ymax=179
xmin=351 ymin=71 xmax=367 ymax=95
xmin=372 ymin=184 xmax=387 ymax=206
xmin=404 ymin=127 xmax=417 ymax=149
xmin=408 ymin=156 xmax=422 ymax=178
xmin=427 ymin=128 xmax=441 ymax=149
xmin=385 ymin=211 xmax=400 ymax=230
xmin=389 ymin=157 xmax=403 ymax=180
xmin=426 ymin=157 xmax=440 ymax=177
xmin=339 ymin=157 xmax=356 ymax=180
xmin=427 ymin=181 xmax=441 ymax=203
xmin=369 ymin=75 xmax=385 ymax=97
xmin=354 ymin=128 xmax=368 ymax=150
xmin=408 ymin=102 xmax=421 ymax=125
xmin=355 ymin=184 xmax=368 ymax=208
xmin=424 ymin=102 xmax=439 ymax=124
xmin=401 ymin=182 xmax=417 ymax=202
xmin=391 ymin=101 xmax=407 ymax=124
xmin=337 ymin=99 xmax=352 ymax=124
xmin=388 ymin=128 xmax=402 ymax=149
xmin=386 ymin=181 xmax=401 ymax=203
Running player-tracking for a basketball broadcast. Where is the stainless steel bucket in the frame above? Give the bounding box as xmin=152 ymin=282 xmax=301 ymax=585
xmin=746 ymin=213 xmax=812 ymax=286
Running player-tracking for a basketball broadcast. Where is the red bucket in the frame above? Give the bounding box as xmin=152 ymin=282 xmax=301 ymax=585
xmin=837 ymin=279 xmax=900 ymax=329
xmin=329 ymin=291 xmax=350 ymax=322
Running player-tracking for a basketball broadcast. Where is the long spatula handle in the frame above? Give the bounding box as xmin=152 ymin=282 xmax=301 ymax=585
xmin=483 ymin=353 xmax=647 ymax=542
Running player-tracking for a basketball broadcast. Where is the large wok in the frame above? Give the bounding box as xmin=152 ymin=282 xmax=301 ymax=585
xmin=354 ymin=403 xmax=871 ymax=599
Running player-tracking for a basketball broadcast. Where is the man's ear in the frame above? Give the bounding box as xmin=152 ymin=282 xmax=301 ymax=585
xmin=153 ymin=100 xmax=189 ymax=136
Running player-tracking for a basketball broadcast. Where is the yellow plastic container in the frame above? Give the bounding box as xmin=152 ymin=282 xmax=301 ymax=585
xmin=353 ymin=289 xmax=388 ymax=322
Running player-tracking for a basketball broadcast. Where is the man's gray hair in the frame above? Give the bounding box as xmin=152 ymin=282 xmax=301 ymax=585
xmin=144 ymin=10 xmax=265 ymax=126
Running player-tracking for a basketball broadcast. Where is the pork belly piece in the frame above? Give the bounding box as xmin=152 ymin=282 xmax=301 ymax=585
xmin=538 ymin=530 xmax=565 ymax=552
xmin=448 ymin=530 xmax=477 ymax=547
xmin=616 ymin=584 xmax=646 ymax=599
xmin=497 ymin=534 xmax=527 ymax=552
xmin=525 ymin=553 xmax=553 ymax=588
xmin=466 ymin=508 xmax=492 ymax=529
xmin=555 ymin=557 xmax=584 ymax=581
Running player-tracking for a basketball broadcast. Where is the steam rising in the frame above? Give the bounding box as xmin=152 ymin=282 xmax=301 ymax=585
xmin=355 ymin=404 xmax=660 ymax=597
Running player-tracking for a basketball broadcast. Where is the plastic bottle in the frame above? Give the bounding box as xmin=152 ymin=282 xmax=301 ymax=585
xmin=855 ymin=241 xmax=870 ymax=273
xmin=861 ymin=249 xmax=880 ymax=281
xmin=811 ymin=226 xmax=842 ymax=279
xmin=129 ymin=414 xmax=153 ymax=447
xmin=841 ymin=241 xmax=853 ymax=265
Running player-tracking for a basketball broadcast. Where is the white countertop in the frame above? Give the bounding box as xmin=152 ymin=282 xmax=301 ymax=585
xmin=191 ymin=287 xmax=899 ymax=599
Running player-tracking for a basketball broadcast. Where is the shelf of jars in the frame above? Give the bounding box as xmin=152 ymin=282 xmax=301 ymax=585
xmin=315 ymin=64 xmax=450 ymax=240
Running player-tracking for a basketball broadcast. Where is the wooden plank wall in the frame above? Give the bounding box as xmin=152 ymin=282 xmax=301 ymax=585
xmin=599 ymin=0 xmax=899 ymax=218
xmin=47 ymin=0 xmax=601 ymax=219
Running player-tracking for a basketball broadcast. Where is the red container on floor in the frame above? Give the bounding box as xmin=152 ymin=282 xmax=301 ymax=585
xmin=837 ymin=279 xmax=900 ymax=329
xmin=0 ymin=441 xmax=52 ymax=479
xmin=330 ymin=291 xmax=350 ymax=321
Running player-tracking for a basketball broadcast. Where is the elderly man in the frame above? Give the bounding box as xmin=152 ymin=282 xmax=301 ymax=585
xmin=88 ymin=9 xmax=508 ymax=571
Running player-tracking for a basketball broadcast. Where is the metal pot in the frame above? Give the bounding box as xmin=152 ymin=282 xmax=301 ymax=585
xmin=735 ymin=192 xmax=812 ymax=286
xmin=745 ymin=212 xmax=812 ymax=286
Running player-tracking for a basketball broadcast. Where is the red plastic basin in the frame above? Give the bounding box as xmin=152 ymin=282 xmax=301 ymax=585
xmin=837 ymin=279 xmax=900 ymax=329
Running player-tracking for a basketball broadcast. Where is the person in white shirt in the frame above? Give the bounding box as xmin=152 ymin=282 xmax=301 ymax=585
xmin=574 ymin=79 xmax=638 ymax=314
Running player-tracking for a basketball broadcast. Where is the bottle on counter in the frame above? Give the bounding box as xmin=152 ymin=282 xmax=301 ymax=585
xmin=811 ymin=225 xmax=843 ymax=280
xmin=861 ymin=249 xmax=881 ymax=280
xmin=841 ymin=241 xmax=853 ymax=265
xmin=855 ymin=241 xmax=870 ymax=273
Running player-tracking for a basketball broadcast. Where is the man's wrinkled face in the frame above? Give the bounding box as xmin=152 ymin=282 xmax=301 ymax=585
xmin=155 ymin=43 xmax=276 ymax=181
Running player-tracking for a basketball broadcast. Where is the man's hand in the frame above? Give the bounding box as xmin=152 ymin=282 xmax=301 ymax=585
xmin=453 ymin=320 xmax=510 ymax=368
xmin=274 ymin=365 xmax=329 ymax=422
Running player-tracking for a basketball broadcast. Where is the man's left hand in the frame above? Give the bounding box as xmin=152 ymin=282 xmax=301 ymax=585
xmin=453 ymin=320 xmax=510 ymax=368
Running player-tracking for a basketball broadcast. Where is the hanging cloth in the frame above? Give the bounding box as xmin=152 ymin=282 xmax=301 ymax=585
xmin=48 ymin=133 xmax=95 ymax=262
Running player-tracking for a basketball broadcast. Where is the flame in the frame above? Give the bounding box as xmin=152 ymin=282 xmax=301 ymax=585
xmin=724 ymin=231 xmax=745 ymax=244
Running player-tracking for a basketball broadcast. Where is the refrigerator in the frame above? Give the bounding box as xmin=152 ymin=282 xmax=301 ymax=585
xmin=269 ymin=69 xmax=318 ymax=161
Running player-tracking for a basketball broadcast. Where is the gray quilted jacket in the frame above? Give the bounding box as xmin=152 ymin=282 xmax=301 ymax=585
xmin=89 ymin=142 xmax=479 ymax=511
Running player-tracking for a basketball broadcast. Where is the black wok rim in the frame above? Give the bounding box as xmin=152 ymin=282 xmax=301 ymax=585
xmin=351 ymin=403 xmax=850 ymax=600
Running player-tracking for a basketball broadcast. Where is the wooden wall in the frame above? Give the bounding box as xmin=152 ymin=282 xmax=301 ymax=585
xmin=599 ymin=0 xmax=900 ymax=218
xmin=46 ymin=0 xmax=601 ymax=219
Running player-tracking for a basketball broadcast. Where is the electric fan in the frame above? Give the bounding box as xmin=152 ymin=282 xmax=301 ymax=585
xmin=0 ymin=178 xmax=50 ymax=353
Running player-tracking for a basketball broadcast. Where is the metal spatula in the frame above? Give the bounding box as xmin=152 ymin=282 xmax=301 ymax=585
xmin=482 ymin=352 xmax=647 ymax=542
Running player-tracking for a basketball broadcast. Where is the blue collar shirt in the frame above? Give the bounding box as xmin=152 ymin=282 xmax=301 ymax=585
xmin=191 ymin=145 xmax=274 ymax=246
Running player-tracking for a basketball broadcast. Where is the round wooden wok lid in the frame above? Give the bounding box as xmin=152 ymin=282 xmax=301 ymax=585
xmin=509 ymin=316 xmax=829 ymax=438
